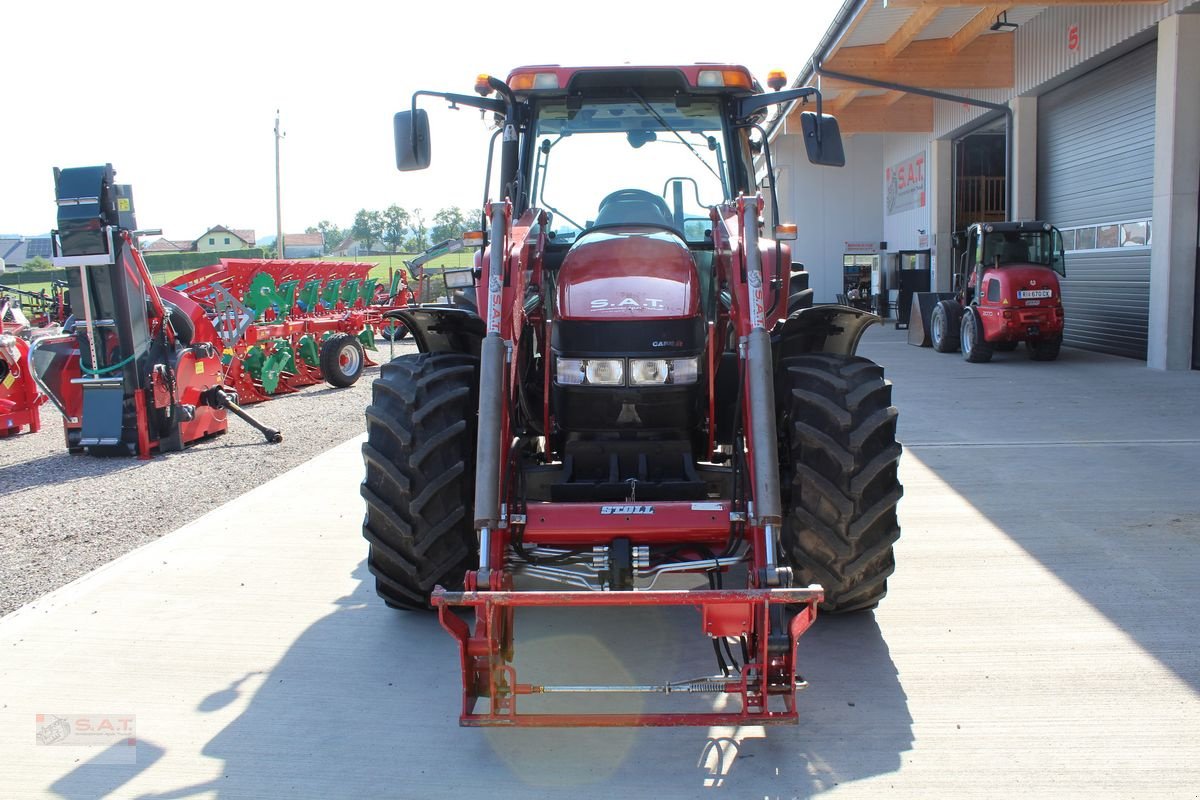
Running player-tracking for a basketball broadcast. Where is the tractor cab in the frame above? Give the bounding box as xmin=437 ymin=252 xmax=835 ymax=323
xmin=958 ymin=220 xmax=1066 ymax=304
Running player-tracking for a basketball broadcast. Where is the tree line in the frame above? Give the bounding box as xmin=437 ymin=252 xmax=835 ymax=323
xmin=306 ymin=206 xmax=472 ymax=255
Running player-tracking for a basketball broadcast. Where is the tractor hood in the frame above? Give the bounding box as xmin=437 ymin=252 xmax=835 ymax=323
xmin=556 ymin=228 xmax=699 ymax=321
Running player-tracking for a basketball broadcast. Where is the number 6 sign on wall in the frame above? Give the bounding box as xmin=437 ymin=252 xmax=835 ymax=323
xmin=1068 ymin=24 xmax=1080 ymax=51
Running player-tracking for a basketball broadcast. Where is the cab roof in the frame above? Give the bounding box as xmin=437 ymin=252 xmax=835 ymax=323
xmin=505 ymin=64 xmax=760 ymax=96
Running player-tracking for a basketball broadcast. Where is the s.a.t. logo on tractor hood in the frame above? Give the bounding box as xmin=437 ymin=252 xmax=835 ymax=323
xmin=557 ymin=230 xmax=699 ymax=320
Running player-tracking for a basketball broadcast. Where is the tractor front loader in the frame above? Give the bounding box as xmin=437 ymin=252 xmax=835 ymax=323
xmin=362 ymin=65 xmax=903 ymax=726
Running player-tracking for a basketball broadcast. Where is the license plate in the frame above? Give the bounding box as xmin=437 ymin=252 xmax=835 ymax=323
xmin=1018 ymin=289 xmax=1052 ymax=299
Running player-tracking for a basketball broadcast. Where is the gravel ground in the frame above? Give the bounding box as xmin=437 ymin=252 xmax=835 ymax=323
xmin=0 ymin=338 xmax=417 ymax=617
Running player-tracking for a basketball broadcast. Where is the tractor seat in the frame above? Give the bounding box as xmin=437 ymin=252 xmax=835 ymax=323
xmin=593 ymin=199 xmax=674 ymax=229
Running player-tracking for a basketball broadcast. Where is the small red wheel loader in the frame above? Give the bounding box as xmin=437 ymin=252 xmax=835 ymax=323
xmin=930 ymin=221 xmax=1067 ymax=362
xmin=363 ymin=65 xmax=903 ymax=726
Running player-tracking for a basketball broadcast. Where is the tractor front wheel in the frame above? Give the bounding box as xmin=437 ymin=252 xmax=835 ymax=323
xmin=930 ymin=300 xmax=961 ymax=353
xmin=778 ymin=354 xmax=903 ymax=612
xmin=361 ymin=353 xmax=479 ymax=610
xmin=960 ymin=307 xmax=994 ymax=363
xmin=320 ymin=333 xmax=366 ymax=388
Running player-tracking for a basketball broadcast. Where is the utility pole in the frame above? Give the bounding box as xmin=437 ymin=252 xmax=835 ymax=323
xmin=274 ymin=110 xmax=285 ymax=259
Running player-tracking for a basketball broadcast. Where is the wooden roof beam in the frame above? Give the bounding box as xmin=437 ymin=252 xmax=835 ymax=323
xmin=885 ymin=4 xmax=942 ymax=58
xmin=790 ymin=93 xmax=934 ymax=134
xmin=824 ymin=34 xmax=1014 ymax=89
xmin=950 ymin=5 xmax=1013 ymax=53
xmin=829 ymin=89 xmax=866 ymax=112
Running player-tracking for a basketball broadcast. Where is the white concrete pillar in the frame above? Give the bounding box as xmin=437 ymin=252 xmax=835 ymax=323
xmin=1148 ymin=13 xmax=1200 ymax=370
xmin=928 ymin=138 xmax=955 ymax=291
xmin=1010 ymin=96 xmax=1038 ymax=221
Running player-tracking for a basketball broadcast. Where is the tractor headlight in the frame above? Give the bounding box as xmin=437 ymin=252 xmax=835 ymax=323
xmin=629 ymin=359 xmax=668 ymax=385
xmin=584 ymin=359 xmax=624 ymax=386
xmin=556 ymin=358 xmax=585 ymax=385
xmin=630 ymin=357 xmax=700 ymax=385
xmin=556 ymin=356 xmax=699 ymax=386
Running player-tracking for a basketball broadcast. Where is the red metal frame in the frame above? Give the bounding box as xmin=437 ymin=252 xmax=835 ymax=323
xmin=433 ymin=585 xmax=821 ymax=727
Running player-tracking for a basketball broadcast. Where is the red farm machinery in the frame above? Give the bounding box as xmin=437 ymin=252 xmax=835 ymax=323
xmin=28 ymin=164 xmax=406 ymax=457
xmin=930 ymin=220 xmax=1067 ymax=362
xmin=1 ymin=278 xmax=69 ymax=436
xmin=361 ymin=65 xmax=904 ymax=727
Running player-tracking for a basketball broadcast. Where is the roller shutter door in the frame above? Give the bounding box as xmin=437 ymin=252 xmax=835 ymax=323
xmin=1037 ymin=43 xmax=1156 ymax=359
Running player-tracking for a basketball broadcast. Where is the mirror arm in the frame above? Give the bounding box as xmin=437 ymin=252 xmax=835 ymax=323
xmin=411 ymin=90 xmax=505 ymax=115
xmin=736 ymin=86 xmax=819 ymax=120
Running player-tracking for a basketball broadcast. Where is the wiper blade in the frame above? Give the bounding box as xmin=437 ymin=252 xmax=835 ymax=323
xmin=629 ymin=89 xmax=724 ymax=187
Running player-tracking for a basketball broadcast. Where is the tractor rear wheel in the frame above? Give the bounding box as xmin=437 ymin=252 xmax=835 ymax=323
xmin=960 ymin=307 xmax=994 ymax=363
xmin=777 ymin=354 xmax=903 ymax=613
xmin=930 ymin=300 xmax=960 ymax=352
xmin=1028 ymin=337 xmax=1061 ymax=361
xmin=320 ymin=333 xmax=366 ymax=387
xmin=361 ymin=353 xmax=478 ymax=610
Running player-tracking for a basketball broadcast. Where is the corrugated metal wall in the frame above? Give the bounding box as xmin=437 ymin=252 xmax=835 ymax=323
xmin=932 ymin=0 xmax=1197 ymax=140
xmin=1037 ymin=43 xmax=1157 ymax=359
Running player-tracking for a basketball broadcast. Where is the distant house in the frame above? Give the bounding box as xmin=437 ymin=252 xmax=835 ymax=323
xmin=282 ymin=233 xmax=324 ymax=259
xmin=195 ymin=226 xmax=256 ymax=254
xmin=143 ymin=238 xmax=193 ymax=254
xmin=143 ymin=226 xmax=256 ymax=256
xmin=0 ymin=236 xmax=52 ymax=267
xmin=329 ymin=235 xmax=370 ymax=257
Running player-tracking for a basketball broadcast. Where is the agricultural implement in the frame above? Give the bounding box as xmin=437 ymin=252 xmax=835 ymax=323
xmin=0 ymin=328 xmax=45 ymax=437
xmin=29 ymin=164 xmax=286 ymax=456
xmin=160 ymin=258 xmax=395 ymax=403
xmin=362 ymin=65 xmax=903 ymax=726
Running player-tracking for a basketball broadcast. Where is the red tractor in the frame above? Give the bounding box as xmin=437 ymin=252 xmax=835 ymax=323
xmin=931 ymin=221 xmax=1067 ymax=362
xmin=364 ymin=65 xmax=903 ymax=726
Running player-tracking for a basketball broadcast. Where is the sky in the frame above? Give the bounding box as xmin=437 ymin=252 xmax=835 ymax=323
xmin=2 ymin=0 xmax=842 ymax=242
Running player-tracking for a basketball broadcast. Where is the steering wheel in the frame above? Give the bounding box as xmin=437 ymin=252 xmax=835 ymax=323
xmin=597 ymin=189 xmax=672 ymax=220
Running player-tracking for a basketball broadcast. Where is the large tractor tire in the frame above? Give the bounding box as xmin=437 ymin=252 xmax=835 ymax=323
xmin=777 ymin=353 xmax=903 ymax=612
xmin=960 ymin=307 xmax=994 ymax=363
xmin=361 ymin=353 xmax=479 ymax=610
xmin=321 ymin=333 xmax=366 ymax=387
xmin=930 ymin=300 xmax=961 ymax=353
xmin=1028 ymin=337 xmax=1062 ymax=361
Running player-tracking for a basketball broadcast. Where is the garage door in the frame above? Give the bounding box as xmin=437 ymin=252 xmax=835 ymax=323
xmin=1038 ymin=43 xmax=1156 ymax=359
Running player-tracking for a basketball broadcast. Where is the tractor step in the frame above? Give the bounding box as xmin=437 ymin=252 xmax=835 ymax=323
xmin=432 ymin=585 xmax=822 ymax=727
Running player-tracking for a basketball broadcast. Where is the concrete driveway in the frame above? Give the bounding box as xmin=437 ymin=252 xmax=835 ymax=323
xmin=2 ymin=325 xmax=1198 ymax=799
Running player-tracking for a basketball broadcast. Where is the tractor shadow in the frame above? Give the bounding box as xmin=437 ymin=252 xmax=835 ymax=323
xmin=122 ymin=562 xmax=910 ymax=800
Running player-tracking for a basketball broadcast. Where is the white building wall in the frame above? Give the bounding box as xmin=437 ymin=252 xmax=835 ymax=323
xmin=772 ymin=132 xmax=885 ymax=303
xmin=881 ymin=135 xmax=932 ymax=253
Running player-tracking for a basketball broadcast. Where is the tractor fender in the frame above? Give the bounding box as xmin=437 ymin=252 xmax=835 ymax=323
xmin=772 ymin=304 xmax=880 ymax=360
xmin=384 ymin=306 xmax=484 ymax=357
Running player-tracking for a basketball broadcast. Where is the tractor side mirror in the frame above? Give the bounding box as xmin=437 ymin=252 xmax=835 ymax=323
xmin=394 ymin=109 xmax=431 ymax=171
xmin=800 ymin=111 xmax=845 ymax=167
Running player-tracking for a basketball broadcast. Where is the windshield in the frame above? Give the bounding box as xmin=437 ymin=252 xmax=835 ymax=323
xmin=981 ymin=229 xmax=1066 ymax=275
xmin=529 ymin=97 xmax=732 ymax=243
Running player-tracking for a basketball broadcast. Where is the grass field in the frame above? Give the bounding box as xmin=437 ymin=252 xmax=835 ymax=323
xmin=1 ymin=250 xmax=475 ymax=298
